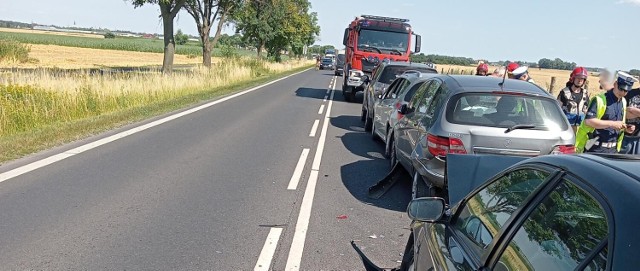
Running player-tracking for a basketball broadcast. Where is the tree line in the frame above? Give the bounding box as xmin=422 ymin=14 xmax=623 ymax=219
xmin=410 ymin=53 xmax=639 ymax=74
xmin=131 ymin=0 xmax=319 ymax=73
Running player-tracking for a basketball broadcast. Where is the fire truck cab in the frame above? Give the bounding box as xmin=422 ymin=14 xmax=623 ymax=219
xmin=341 ymin=15 xmax=421 ymax=102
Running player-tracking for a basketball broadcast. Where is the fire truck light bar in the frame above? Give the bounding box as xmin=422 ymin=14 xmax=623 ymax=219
xmin=360 ymin=15 xmax=409 ymax=23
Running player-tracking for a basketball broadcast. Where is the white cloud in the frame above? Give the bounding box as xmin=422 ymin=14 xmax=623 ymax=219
xmin=617 ymin=0 xmax=640 ymax=5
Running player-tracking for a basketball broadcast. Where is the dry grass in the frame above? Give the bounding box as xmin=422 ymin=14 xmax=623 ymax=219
xmin=0 ymin=44 xmax=203 ymax=69
xmin=434 ymin=64 xmax=639 ymax=96
xmin=0 ymin=57 xmax=313 ymax=137
xmin=0 ymin=27 xmax=105 ymax=39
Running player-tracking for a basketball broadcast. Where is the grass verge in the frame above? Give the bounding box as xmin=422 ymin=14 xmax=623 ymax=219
xmin=0 ymin=62 xmax=312 ymax=164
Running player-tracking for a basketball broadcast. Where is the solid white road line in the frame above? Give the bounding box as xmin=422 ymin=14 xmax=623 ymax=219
xmin=254 ymin=227 xmax=284 ymax=271
xmin=317 ymin=104 xmax=325 ymax=115
xmin=287 ymin=148 xmax=310 ymax=190
xmin=308 ymin=120 xmax=319 ymax=137
xmin=285 ymin=77 xmax=336 ymax=271
xmin=0 ymin=68 xmax=312 ymax=184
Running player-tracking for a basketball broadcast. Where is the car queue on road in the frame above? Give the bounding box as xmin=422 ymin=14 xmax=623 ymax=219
xmin=329 ymin=58 xmax=640 ymax=270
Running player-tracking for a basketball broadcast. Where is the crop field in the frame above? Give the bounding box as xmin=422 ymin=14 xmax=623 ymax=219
xmin=0 ymin=30 xmax=201 ymax=55
xmin=0 ymin=27 xmax=105 ymax=39
xmin=1 ymin=44 xmax=203 ymax=69
xmin=0 ymin=29 xmax=255 ymax=57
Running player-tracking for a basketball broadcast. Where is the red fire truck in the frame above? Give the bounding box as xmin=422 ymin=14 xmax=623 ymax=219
xmin=341 ymin=15 xmax=421 ymax=102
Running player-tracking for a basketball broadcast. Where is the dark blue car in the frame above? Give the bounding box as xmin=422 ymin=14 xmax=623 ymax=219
xmin=355 ymin=153 xmax=640 ymax=271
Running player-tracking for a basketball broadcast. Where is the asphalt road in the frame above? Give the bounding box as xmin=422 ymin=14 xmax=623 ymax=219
xmin=0 ymin=69 xmax=413 ymax=270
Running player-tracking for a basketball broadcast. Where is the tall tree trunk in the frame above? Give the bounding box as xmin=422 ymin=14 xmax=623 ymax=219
xmin=200 ymin=28 xmax=212 ymax=67
xmin=210 ymin=11 xmax=228 ymax=50
xmin=160 ymin=2 xmax=176 ymax=74
xmin=257 ymin=40 xmax=265 ymax=58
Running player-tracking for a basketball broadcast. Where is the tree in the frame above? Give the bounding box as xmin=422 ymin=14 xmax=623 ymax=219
xmin=131 ymin=0 xmax=187 ymax=73
xmin=629 ymin=69 xmax=640 ymax=77
xmin=104 ymin=31 xmax=116 ymax=39
xmin=175 ymin=29 xmax=188 ymax=45
xmin=183 ymin=0 xmax=241 ymax=67
xmin=233 ymin=0 xmax=318 ymax=61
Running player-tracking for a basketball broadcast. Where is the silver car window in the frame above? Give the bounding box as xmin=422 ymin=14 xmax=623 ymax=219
xmin=447 ymin=93 xmax=569 ymax=131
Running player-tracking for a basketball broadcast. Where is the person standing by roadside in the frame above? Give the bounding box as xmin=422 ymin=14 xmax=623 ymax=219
xmin=490 ymin=66 xmax=506 ymax=78
xmin=557 ymin=67 xmax=590 ymax=133
xmin=576 ymin=71 xmax=638 ymax=153
xmin=599 ymin=69 xmax=614 ymax=91
xmin=506 ymin=62 xmax=519 ymax=79
xmin=476 ymin=63 xmax=489 ymax=76
xmin=512 ymin=66 xmax=536 ymax=84
xmin=621 ymin=77 xmax=640 ymax=153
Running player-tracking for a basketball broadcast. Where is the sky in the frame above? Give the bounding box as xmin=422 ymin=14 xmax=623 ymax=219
xmin=1 ymin=0 xmax=639 ymax=70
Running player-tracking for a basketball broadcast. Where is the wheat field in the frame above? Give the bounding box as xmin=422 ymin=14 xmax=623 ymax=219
xmin=0 ymin=27 xmax=105 ymax=39
xmin=0 ymin=44 xmax=204 ymax=69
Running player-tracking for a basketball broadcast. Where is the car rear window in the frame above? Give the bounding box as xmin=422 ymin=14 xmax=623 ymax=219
xmin=446 ymin=93 xmax=568 ymax=131
xmin=337 ymin=54 xmax=345 ymax=62
xmin=379 ymin=66 xmax=436 ymax=84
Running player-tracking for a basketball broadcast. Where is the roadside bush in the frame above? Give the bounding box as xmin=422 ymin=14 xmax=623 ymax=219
xmin=104 ymin=32 xmax=116 ymax=39
xmin=219 ymin=44 xmax=239 ymax=58
xmin=0 ymin=40 xmax=31 ymax=63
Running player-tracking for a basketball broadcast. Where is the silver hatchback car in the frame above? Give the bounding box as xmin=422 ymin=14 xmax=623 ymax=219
xmin=391 ymin=75 xmax=576 ymax=198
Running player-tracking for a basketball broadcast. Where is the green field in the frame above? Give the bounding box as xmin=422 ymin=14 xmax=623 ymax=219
xmin=0 ymin=31 xmax=253 ymax=57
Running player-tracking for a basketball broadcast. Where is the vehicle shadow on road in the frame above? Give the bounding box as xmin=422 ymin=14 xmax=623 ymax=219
xmin=330 ymin=115 xmax=412 ymax=212
xmin=294 ymin=87 xmax=328 ymax=100
xmin=294 ymin=87 xmax=363 ymax=104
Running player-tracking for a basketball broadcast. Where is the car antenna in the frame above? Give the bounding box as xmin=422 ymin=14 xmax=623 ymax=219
xmin=499 ymin=64 xmax=508 ymax=88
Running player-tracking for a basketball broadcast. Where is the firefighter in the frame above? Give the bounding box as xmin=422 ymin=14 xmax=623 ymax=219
xmin=557 ymin=67 xmax=590 ymax=133
xmin=506 ymin=62 xmax=519 ymax=78
xmin=476 ymin=63 xmax=489 ymax=76
xmin=576 ymin=71 xmax=638 ymax=153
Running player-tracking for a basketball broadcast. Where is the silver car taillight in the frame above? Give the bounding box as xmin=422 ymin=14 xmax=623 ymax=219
xmin=551 ymin=145 xmax=576 ymax=155
xmin=427 ymin=134 xmax=467 ymax=157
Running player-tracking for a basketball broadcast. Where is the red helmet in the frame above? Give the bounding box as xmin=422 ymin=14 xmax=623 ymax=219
xmin=477 ymin=63 xmax=489 ymax=73
xmin=507 ymin=62 xmax=519 ymax=73
xmin=570 ymin=67 xmax=588 ymax=81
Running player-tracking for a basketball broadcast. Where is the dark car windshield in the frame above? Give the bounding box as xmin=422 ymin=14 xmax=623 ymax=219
xmin=446 ymin=93 xmax=568 ymax=131
xmin=357 ymin=29 xmax=408 ymax=54
xmin=379 ymin=66 xmax=436 ymax=84
xmin=321 ymin=58 xmax=333 ymax=64
xmin=337 ymin=54 xmax=345 ymax=63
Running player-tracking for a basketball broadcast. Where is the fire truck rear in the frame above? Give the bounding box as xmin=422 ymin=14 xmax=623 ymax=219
xmin=341 ymin=15 xmax=421 ymax=102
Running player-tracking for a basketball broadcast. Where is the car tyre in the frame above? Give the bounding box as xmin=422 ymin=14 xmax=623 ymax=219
xmin=412 ymin=171 xmax=429 ymax=200
xmin=364 ymin=110 xmax=373 ymax=132
xmin=371 ymin=118 xmax=378 ymax=141
xmin=389 ymin=137 xmax=398 ymax=168
xmin=344 ymin=87 xmax=352 ymax=103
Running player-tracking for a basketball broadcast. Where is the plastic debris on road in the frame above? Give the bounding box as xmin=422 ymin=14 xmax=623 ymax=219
xmin=336 ymin=214 xmax=348 ymax=219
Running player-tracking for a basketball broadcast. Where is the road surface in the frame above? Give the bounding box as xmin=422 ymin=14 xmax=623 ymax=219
xmin=0 ymin=69 xmax=413 ymax=270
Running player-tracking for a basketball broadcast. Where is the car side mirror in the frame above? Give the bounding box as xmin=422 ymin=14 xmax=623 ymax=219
xmin=407 ymin=197 xmax=445 ymax=222
xmin=398 ymin=104 xmax=409 ymax=114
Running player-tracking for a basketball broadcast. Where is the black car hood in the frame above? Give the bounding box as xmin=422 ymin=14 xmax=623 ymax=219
xmin=446 ymin=154 xmax=528 ymax=205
